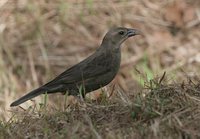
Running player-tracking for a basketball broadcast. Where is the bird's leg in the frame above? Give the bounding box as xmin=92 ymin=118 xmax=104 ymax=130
xmin=63 ymin=91 xmax=69 ymax=109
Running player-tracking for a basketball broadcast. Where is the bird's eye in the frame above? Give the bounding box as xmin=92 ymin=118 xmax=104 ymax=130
xmin=119 ymin=31 xmax=124 ymax=35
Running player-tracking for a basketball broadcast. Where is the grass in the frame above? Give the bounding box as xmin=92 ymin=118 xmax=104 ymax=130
xmin=131 ymin=54 xmax=154 ymax=86
xmin=1 ymin=78 xmax=200 ymax=139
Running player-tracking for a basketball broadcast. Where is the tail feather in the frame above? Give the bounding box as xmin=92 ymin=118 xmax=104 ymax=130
xmin=10 ymin=88 xmax=46 ymax=107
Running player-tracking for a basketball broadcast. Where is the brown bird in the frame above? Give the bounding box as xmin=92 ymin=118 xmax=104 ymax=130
xmin=10 ymin=27 xmax=141 ymax=107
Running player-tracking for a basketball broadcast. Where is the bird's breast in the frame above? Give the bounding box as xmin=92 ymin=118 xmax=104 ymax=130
xmin=101 ymin=50 xmax=121 ymax=82
xmin=110 ymin=50 xmax=121 ymax=72
xmin=75 ymin=50 xmax=121 ymax=93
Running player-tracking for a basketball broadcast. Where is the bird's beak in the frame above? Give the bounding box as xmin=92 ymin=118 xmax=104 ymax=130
xmin=127 ymin=29 xmax=141 ymax=37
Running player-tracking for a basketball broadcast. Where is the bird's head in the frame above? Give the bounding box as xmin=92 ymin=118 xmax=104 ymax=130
xmin=101 ymin=27 xmax=141 ymax=50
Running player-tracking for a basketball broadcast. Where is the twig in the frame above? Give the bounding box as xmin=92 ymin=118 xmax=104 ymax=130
xmin=84 ymin=114 xmax=102 ymax=139
xmin=159 ymin=71 xmax=166 ymax=84
xmin=186 ymin=8 xmax=200 ymax=28
xmin=27 ymin=47 xmax=39 ymax=87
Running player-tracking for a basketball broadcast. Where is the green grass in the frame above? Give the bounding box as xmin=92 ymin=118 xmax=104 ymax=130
xmin=131 ymin=54 xmax=154 ymax=86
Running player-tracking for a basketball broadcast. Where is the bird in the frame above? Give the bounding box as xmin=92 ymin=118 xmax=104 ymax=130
xmin=10 ymin=27 xmax=141 ymax=107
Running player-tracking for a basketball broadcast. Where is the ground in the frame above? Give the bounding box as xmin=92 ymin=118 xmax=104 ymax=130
xmin=0 ymin=0 xmax=200 ymax=139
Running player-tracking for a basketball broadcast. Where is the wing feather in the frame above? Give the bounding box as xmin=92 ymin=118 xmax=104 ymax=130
xmin=43 ymin=51 xmax=111 ymax=86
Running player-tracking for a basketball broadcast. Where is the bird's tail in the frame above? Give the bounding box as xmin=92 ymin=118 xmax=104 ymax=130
xmin=10 ymin=87 xmax=46 ymax=107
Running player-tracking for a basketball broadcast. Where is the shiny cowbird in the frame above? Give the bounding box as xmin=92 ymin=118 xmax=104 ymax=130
xmin=10 ymin=27 xmax=141 ymax=107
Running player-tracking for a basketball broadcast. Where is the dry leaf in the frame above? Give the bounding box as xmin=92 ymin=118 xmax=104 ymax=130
xmin=164 ymin=0 xmax=196 ymax=27
xmin=164 ymin=1 xmax=184 ymax=27
xmin=183 ymin=7 xmax=196 ymax=23
xmin=148 ymin=30 xmax=173 ymax=46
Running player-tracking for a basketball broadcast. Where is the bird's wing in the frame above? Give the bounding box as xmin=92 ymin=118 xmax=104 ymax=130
xmin=44 ymin=51 xmax=112 ymax=86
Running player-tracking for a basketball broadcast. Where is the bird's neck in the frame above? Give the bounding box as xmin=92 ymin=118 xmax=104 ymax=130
xmin=100 ymin=39 xmax=121 ymax=52
xmin=97 ymin=40 xmax=121 ymax=73
xmin=99 ymin=40 xmax=121 ymax=63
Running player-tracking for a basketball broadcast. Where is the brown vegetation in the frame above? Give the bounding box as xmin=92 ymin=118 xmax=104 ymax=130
xmin=0 ymin=0 xmax=200 ymax=138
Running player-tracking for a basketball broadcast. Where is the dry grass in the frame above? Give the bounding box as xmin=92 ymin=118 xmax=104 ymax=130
xmin=0 ymin=0 xmax=200 ymax=138
xmin=1 ymin=78 xmax=200 ymax=139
